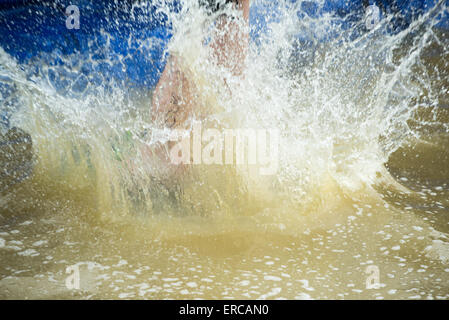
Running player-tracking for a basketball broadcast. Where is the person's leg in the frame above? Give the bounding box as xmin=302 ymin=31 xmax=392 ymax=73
xmin=148 ymin=0 xmax=250 ymax=167
xmin=151 ymin=56 xmax=193 ymax=129
xmin=145 ymin=56 xmax=193 ymax=174
xmin=210 ymin=0 xmax=250 ymax=76
xmin=151 ymin=0 xmax=249 ymax=130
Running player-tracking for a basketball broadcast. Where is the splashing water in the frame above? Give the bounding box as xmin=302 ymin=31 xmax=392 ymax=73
xmin=0 ymin=0 xmax=448 ymax=299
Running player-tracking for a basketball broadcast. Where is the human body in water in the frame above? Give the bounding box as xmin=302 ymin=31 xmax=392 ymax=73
xmin=143 ymin=0 xmax=250 ymax=178
xmin=151 ymin=0 xmax=250 ymax=130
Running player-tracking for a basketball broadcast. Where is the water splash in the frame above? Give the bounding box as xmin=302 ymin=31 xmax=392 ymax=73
xmin=0 ymin=0 xmax=449 ymax=300
xmin=0 ymin=0 xmax=447 ymax=222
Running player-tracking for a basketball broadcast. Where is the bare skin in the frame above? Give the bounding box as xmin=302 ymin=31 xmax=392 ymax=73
xmin=151 ymin=0 xmax=250 ymax=129
xmin=141 ymin=0 xmax=250 ymax=177
xmin=210 ymin=0 xmax=249 ymax=77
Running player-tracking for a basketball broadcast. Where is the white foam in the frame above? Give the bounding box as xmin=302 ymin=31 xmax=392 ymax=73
xmin=32 ymin=240 xmax=47 ymax=247
xmin=258 ymin=287 xmax=281 ymax=299
xmin=424 ymin=240 xmax=449 ymax=264
xmin=17 ymin=249 xmax=39 ymax=257
xmin=264 ymin=275 xmax=282 ymax=281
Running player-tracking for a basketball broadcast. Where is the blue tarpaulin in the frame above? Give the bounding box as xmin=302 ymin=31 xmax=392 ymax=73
xmin=0 ymin=0 xmax=447 ymax=90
